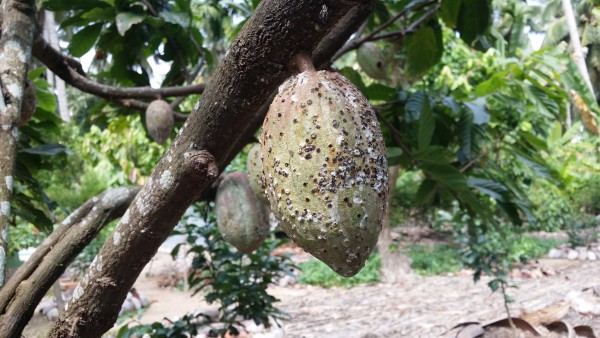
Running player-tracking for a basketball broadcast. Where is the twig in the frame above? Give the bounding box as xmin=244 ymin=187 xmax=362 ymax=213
xmin=331 ymin=1 xmax=440 ymax=62
xmin=374 ymin=109 xmax=412 ymax=157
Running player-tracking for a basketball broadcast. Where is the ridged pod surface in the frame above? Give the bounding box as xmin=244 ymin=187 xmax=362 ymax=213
xmin=215 ymin=172 xmax=269 ymax=253
xmin=246 ymin=143 xmax=268 ymax=204
xmin=145 ymin=99 xmax=174 ymax=144
xmin=261 ymin=69 xmax=388 ymax=277
xmin=357 ymin=42 xmax=387 ymax=80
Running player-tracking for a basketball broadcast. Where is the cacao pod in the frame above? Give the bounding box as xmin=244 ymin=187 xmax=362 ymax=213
xmin=357 ymin=42 xmax=387 ymax=80
xmin=19 ymin=79 xmax=36 ymax=126
xmin=246 ymin=143 xmax=269 ymax=204
xmin=261 ymin=69 xmax=388 ymax=277
xmin=145 ymin=100 xmax=174 ymax=144
xmin=215 ymin=172 xmax=270 ymax=253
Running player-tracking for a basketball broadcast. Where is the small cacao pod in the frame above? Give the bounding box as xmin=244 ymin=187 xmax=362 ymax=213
xmin=145 ymin=100 xmax=174 ymax=144
xmin=246 ymin=143 xmax=268 ymax=204
xmin=215 ymin=172 xmax=270 ymax=253
xmin=19 ymin=79 xmax=36 ymax=126
xmin=357 ymin=42 xmax=387 ymax=80
xmin=261 ymin=67 xmax=388 ymax=277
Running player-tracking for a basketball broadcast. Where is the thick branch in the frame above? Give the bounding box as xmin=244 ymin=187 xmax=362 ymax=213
xmin=32 ymin=36 xmax=206 ymax=100
xmin=48 ymin=1 xmax=374 ymax=337
xmin=0 ymin=0 xmax=36 ymax=287
xmin=0 ymin=187 xmax=139 ymax=338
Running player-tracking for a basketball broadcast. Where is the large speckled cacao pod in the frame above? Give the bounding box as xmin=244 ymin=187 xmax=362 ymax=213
xmin=247 ymin=143 xmax=269 ymax=204
xmin=261 ymin=68 xmax=388 ymax=277
xmin=357 ymin=42 xmax=387 ymax=80
xmin=216 ymin=172 xmax=270 ymax=253
xmin=19 ymin=79 xmax=36 ymax=126
xmin=145 ymin=100 xmax=174 ymax=144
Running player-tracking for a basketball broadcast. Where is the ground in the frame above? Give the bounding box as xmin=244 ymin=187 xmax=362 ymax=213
xmin=22 ymin=239 xmax=600 ymax=338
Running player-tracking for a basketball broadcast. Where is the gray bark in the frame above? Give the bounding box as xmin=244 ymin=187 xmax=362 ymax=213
xmin=0 ymin=0 xmax=36 ymax=287
xmin=0 ymin=187 xmax=139 ymax=338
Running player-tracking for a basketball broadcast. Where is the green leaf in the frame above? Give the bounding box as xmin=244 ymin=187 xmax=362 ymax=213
xmin=541 ymin=17 xmax=568 ymax=47
xmin=405 ymin=23 xmax=443 ymax=78
xmin=339 ymin=67 xmax=367 ymax=94
xmin=160 ymin=10 xmax=191 ymax=28
xmin=43 ymin=0 xmax=109 ymax=11
xmin=405 ymin=90 xmax=427 ymax=121
xmin=456 ymin=0 xmax=491 ymax=46
xmin=417 ymin=93 xmax=434 ymax=150
xmin=365 ymin=84 xmax=397 ymax=102
xmin=464 ymin=99 xmax=489 ymax=125
xmin=440 ymin=0 xmax=462 ymax=28
xmin=420 ymin=163 xmax=468 ymax=191
xmin=68 ymin=23 xmax=103 ymax=57
xmin=468 ymin=177 xmax=508 ymax=202
xmin=386 ymin=147 xmax=403 ymax=159
xmin=20 ymin=144 xmax=73 ymax=156
xmin=457 ymin=108 xmax=473 ymax=163
xmin=115 ymin=12 xmax=144 ymax=36
xmin=414 ymin=146 xmax=452 ymax=164
xmin=415 ymin=178 xmax=436 ymax=205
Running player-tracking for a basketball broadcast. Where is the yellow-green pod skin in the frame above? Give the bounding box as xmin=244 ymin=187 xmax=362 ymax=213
xmin=216 ymin=172 xmax=269 ymax=254
xmin=261 ymin=70 xmax=388 ymax=277
xmin=246 ymin=143 xmax=269 ymax=204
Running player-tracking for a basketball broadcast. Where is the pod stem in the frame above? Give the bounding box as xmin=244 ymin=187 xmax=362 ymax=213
xmin=291 ymin=52 xmax=316 ymax=73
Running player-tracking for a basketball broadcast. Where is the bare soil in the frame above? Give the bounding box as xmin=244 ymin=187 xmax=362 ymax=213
xmin=23 ymin=250 xmax=600 ymax=338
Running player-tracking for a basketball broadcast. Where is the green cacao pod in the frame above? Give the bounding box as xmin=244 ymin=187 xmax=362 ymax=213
xmin=246 ymin=143 xmax=268 ymax=204
xmin=357 ymin=42 xmax=387 ymax=80
xmin=19 ymin=79 xmax=36 ymax=126
xmin=145 ymin=100 xmax=174 ymax=145
xmin=215 ymin=172 xmax=269 ymax=253
xmin=261 ymin=69 xmax=388 ymax=277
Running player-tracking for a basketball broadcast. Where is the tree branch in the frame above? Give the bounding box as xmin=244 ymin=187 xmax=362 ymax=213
xmin=48 ymin=1 xmax=374 ymax=336
xmin=32 ymin=35 xmax=206 ymax=100
xmin=0 ymin=0 xmax=37 ymax=287
xmin=0 ymin=187 xmax=140 ymax=338
xmin=330 ymin=1 xmax=440 ymax=62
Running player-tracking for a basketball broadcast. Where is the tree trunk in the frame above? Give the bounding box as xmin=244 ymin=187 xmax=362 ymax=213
xmin=42 ymin=10 xmax=70 ymax=121
xmin=0 ymin=187 xmax=139 ymax=338
xmin=562 ymin=0 xmax=594 ymax=94
xmin=0 ymin=0 xmax=37 ymax=287
xmin=47 ymin=1 xmax=374 ymax=337
xmin=377 ymin=166 xmax=412 ymax=283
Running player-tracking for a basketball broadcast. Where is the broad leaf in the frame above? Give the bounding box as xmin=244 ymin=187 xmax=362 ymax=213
xmin=68 ymin=23 xmax=103 ymax=57
xmin=421 ymin=163 xmax=468 ymax=191
xmin=417 ymin=95 xmax=434 ymax=150
xmin=464 ymin=99 xmax=489 ymax=125
xmin=115 ymin=12 xmax=144 ymax=36
xmin=20 ymin=144 xmax=73 ymax=156
xmin=456 ymin=0 xmax=491 ymax=46
xmin=405 ymin=22 xmax=443 ymax=78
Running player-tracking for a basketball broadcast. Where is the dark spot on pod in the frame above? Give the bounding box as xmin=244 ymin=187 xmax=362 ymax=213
xmin=277 ymin=112 xmax=282 ymax=117
xmin=293 ymin=118 xmax=298 ymax=123
xmin=307 ymin=99 xmax=313 ymax=105
xmin=332 ymin=120 xmax=339 ymax=128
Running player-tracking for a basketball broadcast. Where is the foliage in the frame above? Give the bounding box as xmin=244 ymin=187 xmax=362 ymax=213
xmin=116 ymin=312 xmax=213 ymax=338
xmin=407 ymin=244 xmax=463 ymax=276
xmin=298 ymin=253 xmax=380 ymax=288
xmin=169 ymin=204 xmax=292 ymax=335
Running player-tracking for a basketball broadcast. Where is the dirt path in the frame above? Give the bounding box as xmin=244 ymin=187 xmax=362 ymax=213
xmin=23 ymin=254 xmax=600 ymax=338
xmin=270 ymin=259 xmax=600 ymax=337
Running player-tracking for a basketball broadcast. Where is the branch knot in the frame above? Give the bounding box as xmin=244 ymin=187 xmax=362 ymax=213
xmin=184 ymin=150 xmax=219 ymax=181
